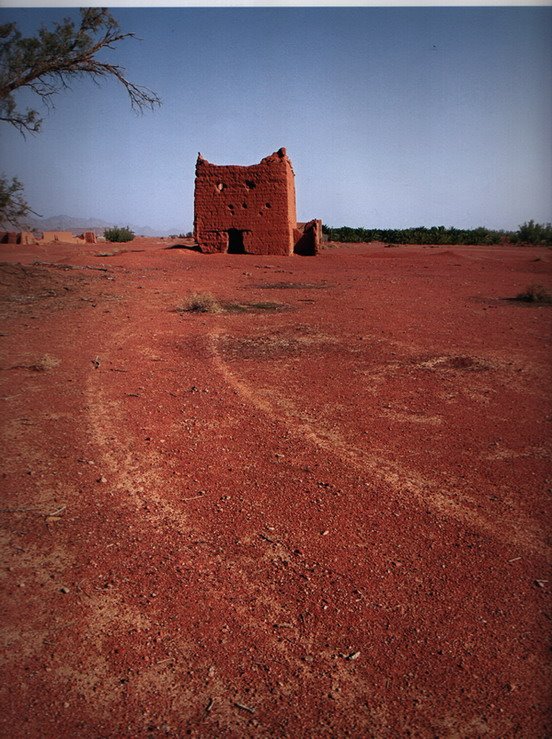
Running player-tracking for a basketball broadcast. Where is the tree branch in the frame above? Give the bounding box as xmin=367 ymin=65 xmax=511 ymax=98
xmin=0 ymin=8 xmax=161 ymax=134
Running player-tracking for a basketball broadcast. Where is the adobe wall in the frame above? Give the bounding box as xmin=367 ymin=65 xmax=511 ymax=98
xmin=294 ymin=219 xmax=322 ymax=256
xmin=0 ymin=231 xmax=37 ymax=245
xmin=40 ymin=231 xmax=82 ymax=244
xmin=194 ymin=148 xmax=297 ymax=256
xmin=19 ymin=231 xmax=37 ymax=245
xmin=0 ymin=232 xmax=19 ymax=244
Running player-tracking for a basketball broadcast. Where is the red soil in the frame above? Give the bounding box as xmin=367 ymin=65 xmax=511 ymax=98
xmin=1 ymin=239 xmax=550 ymax=736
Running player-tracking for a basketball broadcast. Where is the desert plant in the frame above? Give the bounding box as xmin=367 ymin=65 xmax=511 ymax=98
xmin=178 ymin=292 xmax=221 ymax=313
xmin=104 ymin=226 xmax=135 ymax=243
xmin=514 ymin=284 xmax=552 ymax=304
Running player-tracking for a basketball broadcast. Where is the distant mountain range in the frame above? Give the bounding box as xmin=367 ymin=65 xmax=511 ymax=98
xmin=26 ymin=215 xmax=189 ymax=238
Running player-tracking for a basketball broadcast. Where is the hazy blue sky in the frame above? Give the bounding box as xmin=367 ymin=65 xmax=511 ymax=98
xmin=1 ymin=7 xmax=551 ymax=232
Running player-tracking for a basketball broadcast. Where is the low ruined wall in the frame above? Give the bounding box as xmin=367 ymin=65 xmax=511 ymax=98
xmin=19 ymin=231 xmax=37 ymax=245
xmin=294 ymin=219 xmax=322 ymax=256
xmin=0 ymin=231 xmax=37 ymax=245
xmin=40 ymin=231 xmax=82 ymax=244
xmin=0 ymin=232 xmax=18 ymax=244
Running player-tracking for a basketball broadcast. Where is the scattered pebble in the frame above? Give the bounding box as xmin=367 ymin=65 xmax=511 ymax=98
xmin=60 ymin=586 xmax=70 ymax=594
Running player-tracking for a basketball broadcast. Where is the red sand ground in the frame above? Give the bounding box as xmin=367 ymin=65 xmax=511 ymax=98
xmin=0 ymin=239 xmax=550 ymax=737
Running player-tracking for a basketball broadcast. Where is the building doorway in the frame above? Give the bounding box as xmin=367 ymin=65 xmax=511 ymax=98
xmin=227 ymin=229 xmax=246 ymax=254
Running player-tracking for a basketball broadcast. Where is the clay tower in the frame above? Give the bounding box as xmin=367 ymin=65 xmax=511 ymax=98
xmin=194 ymin=148 xmax=319 ymax=256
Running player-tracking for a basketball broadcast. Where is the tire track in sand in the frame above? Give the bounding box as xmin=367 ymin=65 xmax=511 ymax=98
xmin=83 ymin=326 xmax=190 ymax=533
xmin=208 ymin=329 xmax=550 ymax=560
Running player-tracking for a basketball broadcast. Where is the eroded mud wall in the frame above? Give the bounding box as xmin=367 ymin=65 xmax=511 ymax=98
xmin=294 ymin=219 xmax=322 ymax=256
xmin=194 ymin=148 xmax=296 ymax=256
xmin=40 ymin=231 xmax=81 ymax=244
xmin=0 ymin=231 xmax=37 ymax=245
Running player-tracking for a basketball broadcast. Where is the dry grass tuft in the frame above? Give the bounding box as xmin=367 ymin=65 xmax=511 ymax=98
xmin=32 ymin=354 xmax=60 ymax=371
xmin=514 ymin=284 xmax=552 ymax=304
xmin=175 ymin=294 xmax=290 ymax=315
xmin=177 ymin=292 xmax=222 ymax=313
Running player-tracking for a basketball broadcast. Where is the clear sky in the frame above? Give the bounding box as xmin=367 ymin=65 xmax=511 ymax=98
xmin=1 ymin=6 xmax=551 ymax=232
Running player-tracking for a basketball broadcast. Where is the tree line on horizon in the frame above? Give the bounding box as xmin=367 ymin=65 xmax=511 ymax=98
xmin=322 ymin=221 xmax=552 ymax=246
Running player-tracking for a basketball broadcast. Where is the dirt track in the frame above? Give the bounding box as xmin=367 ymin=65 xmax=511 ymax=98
xmin=1 ymin=239 xmax=551 ymax=736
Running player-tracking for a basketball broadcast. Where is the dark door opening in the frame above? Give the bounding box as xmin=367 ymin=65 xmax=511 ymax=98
xmin=227 ymin=229 xmax=246 ymax=254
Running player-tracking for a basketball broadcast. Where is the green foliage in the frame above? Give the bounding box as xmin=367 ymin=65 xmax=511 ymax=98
xmin=104 ymin=226 xmax=135 ymax=243
xmin=513 ymin=221 xmax=552 ymax=245
xmin=0 ymin=174 xmax=36 ymax=227
xmin=324 ymin=225 xmax=506 ymax=246
xmin=325 ymin=222 xmax=552 ymax=246
xmin=0 ymin=9 xmax=160 ymax=136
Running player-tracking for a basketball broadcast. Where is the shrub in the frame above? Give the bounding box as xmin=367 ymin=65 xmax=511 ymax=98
xmin=514 ymin=221 xmax=552 ymax=246
xmin=324 ymin=225 xmax=507 ymax=245
xmin=514 ymin=284 xmax=552 ymax=304
xmin=104 ymin=226 xmax=135 ymax=243
xmin=178 ymin=292 xmax=221 ymax=313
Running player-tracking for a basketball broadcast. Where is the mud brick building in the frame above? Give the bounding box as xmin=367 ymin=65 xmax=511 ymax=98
xmin=0 ymin=231 xmax=37 ymax=245
xmin=194 ymin=148 xmax=320 ymax=256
